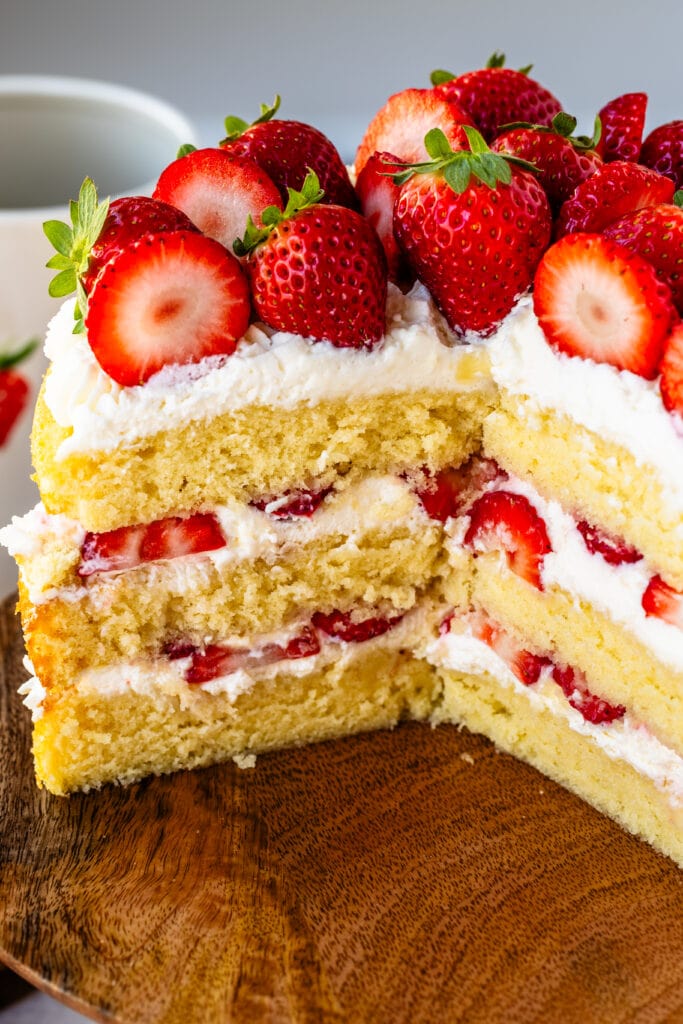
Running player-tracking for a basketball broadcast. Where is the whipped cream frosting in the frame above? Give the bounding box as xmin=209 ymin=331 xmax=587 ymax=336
xmin=490 ymin=298 xmax=683 ymax=512
xmin=427 ymin=628 xmax=683 ymax=807
xmin=43 ymin=282 xmax=490 ymax=459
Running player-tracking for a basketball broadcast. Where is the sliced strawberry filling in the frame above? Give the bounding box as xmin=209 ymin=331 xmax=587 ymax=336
xmin=642 ymin=575 xmax=683 ymax=630
xmin=461 ymin=608 xmax=550 ymax=686
xmin=250 ymin=486 xmax=333 ymax=519
xmin=78 ymin=512 xmax=226 ymax=578
xmin=311 ymin=609 xmax=404 ymax=643
xmin=463 ymin=490 xmax=552 ymax=590
xmin=185 ymin=626 xmax=321 ymax=685
xmin=415 ymin=456 xmax=504 ymax=522
xmin=551 ymin=664 xmax=626 ymax=725
xmin=576 ymin=520 xmax=642 ymax=565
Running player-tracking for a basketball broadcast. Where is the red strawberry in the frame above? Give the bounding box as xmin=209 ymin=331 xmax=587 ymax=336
xmin=415 ymin=455 xmax=504 ymax=522
xmin=464 ymin=609 xmax=549 ymax=685
xmin=640 ymin=120 xmax=683 ymax=190
xmin=551 ymin=664 xmax=626 ymax=725
xmin=355 ymin=88 xmax=473 ymax=175
xmin=235 ymin=171 xmax=387 ymax=349
xmin=355 ymin=151 xmax=412 ymax=285
xmin=555 ymin=161 xmax=675 ymax=237
xmin=393 ymin=127 xmax=551 ymax=336
xmin=220 ymin=96 xmax=357 ymax=209
xmin=642 ymin=574 xmax=683 ymax=629
xmin=251 ymin=486 xmax=333 ymax=518
xmin=463 ymin=489 xmax=552 ymax=589
xmin=533 ymin=234 xmax=675 ymax=379
xmin=431 ymin=52 xmax=562 ymax=142
xmin=596 ymin=93 xmax=647 ymax=163
xmin=0 ymin=340 xmax=37 ymax=447
xmin=576 ymin=520 xmax=642 ymax=565
xmin=85 ymin=231 xmax=251 ymax=386
xmin=604 ymin=203 xmax=683 ymax=315
xmin=311 ymin=608 xmax=403 ymax=643
xmin=186 ymin=626 xmax=320 ymax=684
xmin=660 ymin=322 xmax=683 ymax=416
xmin=78 ymin=512 xmax=226 ymax=577
xmin=153 ymin=148 xmax=282 ymax=253
xmin=491 ymin=112 xmax=602 ymax=214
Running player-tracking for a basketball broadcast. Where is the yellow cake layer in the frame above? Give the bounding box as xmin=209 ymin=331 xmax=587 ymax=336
xmin=33 ymin=381 xmax=493 ymax=533
xmin=32 ymin=649 xmax=439 ymax=795
xmin=484 ymin=396 xmax=683 ymax=590
xmin=472 ymin=556 xmax=683 ymax=755
xmin=434 ymin=667 xmax=683 ymax=867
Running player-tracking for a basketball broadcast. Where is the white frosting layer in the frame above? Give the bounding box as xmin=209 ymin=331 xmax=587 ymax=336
xmin=43 ymin=283 xmax=488 ymax=459
xmin=490 ymin=298 xmax=683 ymax=512
xmin=427 ymin=629 xmax=683 ymax=807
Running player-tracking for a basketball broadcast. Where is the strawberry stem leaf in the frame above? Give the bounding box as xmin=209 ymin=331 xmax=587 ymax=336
xmin=518 ymin=63 xmax=533 ymax=75
xmin=223 ymin=95 xmax=281 ymax=142
xmin=177 ymin=143 xmax=197 ymax=158
xmin=392 ymin=127 xmax=535 ymax=194
xmin=674 ymin=190 xmax=683 ymax=208
xmin=430 ymin=68 xmax=456 ymax=86
xmin=487 ymin=51 xmax=506 ymax=68
xmin=233 ymin=169 xmax=324 ymax=257
xmin=0 ymin=338 xmax=38 ymax=370
xmin=498 ymin=111 xmax=601 ymax=151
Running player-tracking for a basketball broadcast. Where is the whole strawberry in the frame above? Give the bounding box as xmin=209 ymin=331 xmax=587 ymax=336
xmin=431 ymin=52 xmax=562 ymax=142
xmin=596 ymin=92 xmax=647 ymax=163
xmin=0 ymin=340 xmax=37 ymax=447
xmin=393 ymin=126 xmax=552 ymax=336
xmin=555 ymin=161 xmax=675 ymax=237
xmin=492 ymin=111 xmax=602 ymax=214
xmin=220 ymin=95 xmax=357 ymax=209
xmin=604 ymin=198 xmax=683 ymax=314
xmin=640 ymin=120 xmax=683 ymax=190
xmin=235 ymin=172 xmax=387 ymax=349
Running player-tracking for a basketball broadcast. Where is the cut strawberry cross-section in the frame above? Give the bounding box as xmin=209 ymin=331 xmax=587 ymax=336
xmin=462 ymin=608 xmax=550 ymax=685
xmin=311 ymin=609 xmax=404 ymax=643
xmin=576 ymin=520 xmax=642 ymax=565
xmin=185 ymin=626 xmax=321 ymax=685
xmin=251 ymin=486 xmax=333 ymax=519
xmin=551 ymin=664 xmax=626 ymax=725
xmin=463 ymin=489 xmax=552 ymax=589
xmin=642 ymin=575 xmax=683 ymax=630
xmin=415 ymin=456 xmax=504 ymax=522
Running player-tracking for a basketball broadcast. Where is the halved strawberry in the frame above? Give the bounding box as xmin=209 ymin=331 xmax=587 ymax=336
xmin=604 ymin=203 xmax=683 ymax=315
xmin=640 ymin=120 xmax=683 ymax=190
xmin=555 ymin=161 xmax=675 ymax=237
xmin=660 ymin=322 xmax=683 ymax=416
xmin=551 ymin=664 xmax=626 ymax=724
xmin=78 ymin=512 xmax=226 ymax=577
xmin=576 ymin=520 xmax=642 ymax=565
xmin=431 ymin=52 xmax=562 ymax=141
xmin=464 ymin=609 xmax=550 ymax=685
xmin=355 ymin=151 xmax=412 ymax=285
xmin=186 ymin=626 xmax=321 ymax=685
xmin=85 ymin=231 xmax=251 ymax=386
xmin=355 ymin=88 xmax=473 ymax=174
xmin=251 ymin=486 xmax=333 ymax=519
xmin=596 ymin=93 xmax=647 ymax=163
xmin=311 ymin=609 xmax=403 ymax=643
xmin=415 ymin=456 xmax=504 ymax=522
xmin=463 ymin=490 xmax=552 ymax=589
xmin=533 ymin=234 xmax=675 ymax=378
xmin=642 ymin=575 xmax=683 ymax=629
xmin=153 ymin=148 xmax=282 ymax=253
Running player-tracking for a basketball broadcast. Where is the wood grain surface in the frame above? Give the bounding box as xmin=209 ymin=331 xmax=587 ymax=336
xmin=2 ymin=593 xmax=683 ymax=1024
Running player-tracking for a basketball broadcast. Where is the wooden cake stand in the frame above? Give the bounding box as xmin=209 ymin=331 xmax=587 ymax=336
xmin=2 ymin=594 xmax=683 ymax=1024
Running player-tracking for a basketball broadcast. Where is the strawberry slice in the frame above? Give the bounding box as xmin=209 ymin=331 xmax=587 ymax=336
xmin=153 ymin=148 xmax=282 ymax=253
xmin=85 ymin=231 xmax=251 ymax=386
xmin=660 ymin=322 xmax=683 ymax=417
xmin=415 ymin=456 xmax=504 ymax=522
xmin=355 ymin=151 xmax=412 ymax=285
xmin=552 ymin=664 xmax=626 ymax=724
xmin=311 ymin=609 xmax=403 ymax=643
xmin=642 ymin=575 xmax=683 ymax=630
xmin=576 ymin=520 xmax=642 ymax=565
xmin=640 ymin=120 xmax=683 ymax=190
xmin=78 ymin=512 xmax=226 ymax=577
xmin=596 ymin=93 xmax=647 ymax=163
xmin=555 ymin=161 xmax=674 ymax=237
xmin=604 ymin=203 xmax=683 ymax=316
xmin=533 ymin=234 xmax=675 ymax=379
xmin=355 ymin=88 xmax=473 ymax=174
xmin=251 ymin=486 xmax=333 ymax=519
xmin=463 ymin=490 xmax=552 ymax=589
xmin=463 ymin=608 xmax=550 ymax=685
xmin=186 ymin=626 xmax=320 ymax=684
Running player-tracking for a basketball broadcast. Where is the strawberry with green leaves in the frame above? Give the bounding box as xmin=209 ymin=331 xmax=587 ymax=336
xmin=491 ymin=112 xmax=602 ymax=214
xmin=44 ymin=179 xmax=251 ymax=387
xmin=0 ymin=339 xmax=37 ymax=447
xmin=431 ymin=52 xmax=562 ymax=142
xmin=234 ymin=171 xmax=387 ymax=349
xmin=392 ymin=126 xmax=552 ymax=336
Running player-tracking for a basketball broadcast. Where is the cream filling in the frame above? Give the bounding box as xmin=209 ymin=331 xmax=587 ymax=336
xmin=426 ymin=629 xmax=683 ymax=808
xmin=43 ymin=283 xmax=491 ymax=459
xmin=490 ymin=297 xmax=683 ymax=514
xmin=1 ymin=474 xmax=436 ymax=605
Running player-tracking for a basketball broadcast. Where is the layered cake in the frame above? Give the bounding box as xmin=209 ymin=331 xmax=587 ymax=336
xmin=3 ymin=61 xmax=683 ymax=867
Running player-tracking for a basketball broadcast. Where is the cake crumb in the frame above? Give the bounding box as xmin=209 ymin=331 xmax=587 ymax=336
xmin=460 ymin=752 xmax=475 ymax=765
xmin=233 ymin=753 xmax=257 ymax=770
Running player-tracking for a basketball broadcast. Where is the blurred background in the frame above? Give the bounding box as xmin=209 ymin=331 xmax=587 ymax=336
xmin=2 ymin=0 xmax=682 ymax=160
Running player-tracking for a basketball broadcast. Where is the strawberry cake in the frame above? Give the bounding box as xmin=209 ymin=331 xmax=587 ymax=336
xmin=3 ymin=63 xmax=683 ymax=869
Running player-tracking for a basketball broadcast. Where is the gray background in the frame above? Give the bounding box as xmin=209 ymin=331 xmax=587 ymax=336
xmin=1 ymin=0 xmax=681 ymax=159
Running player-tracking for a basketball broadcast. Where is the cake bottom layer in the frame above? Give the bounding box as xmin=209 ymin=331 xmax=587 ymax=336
xmin=32 ymin=649 xmax=438 ymax=795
